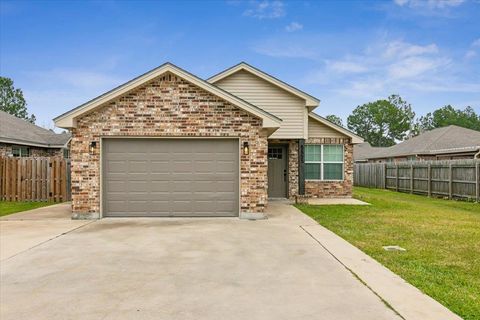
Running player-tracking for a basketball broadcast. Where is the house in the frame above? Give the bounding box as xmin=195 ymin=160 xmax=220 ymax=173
xmin=0 ymin=110 xmax=71 ymax=158
xmin=354 ymin=125 xmax=480 ymax=163
xmin=53 ymin=62 xmax=363 ymax=219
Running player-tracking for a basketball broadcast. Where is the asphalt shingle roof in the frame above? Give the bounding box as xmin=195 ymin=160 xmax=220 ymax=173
xmin=354 ymin=125 xmax=480 ymax=161
xmin=0 ymin=110 xmax=71 ymax=147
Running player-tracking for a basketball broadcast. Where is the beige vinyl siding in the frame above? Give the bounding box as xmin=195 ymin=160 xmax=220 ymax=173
xmin=308 ymin=117 xmax=348 ymax=138
xmin=214 ymin=70 xmax=306 ymax=139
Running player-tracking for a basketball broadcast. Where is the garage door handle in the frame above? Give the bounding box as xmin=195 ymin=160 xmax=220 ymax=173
xmin=284 ymin=169 xmax=287 ymax=182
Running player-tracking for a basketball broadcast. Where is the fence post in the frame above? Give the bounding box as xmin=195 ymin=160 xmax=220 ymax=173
xmin=384 ymin=163 xmax=387 ymax=189
xmin=449 ymin=163 xmax=453 ymax=199
xmin=396 ymin=165 xmax=399 ymax=192
xmin=427 ymin=164 xmax=431 ymax=197
xmin=410 ymin=164 xmax=414 ymax=194
xmin=476 ymin=162 xmax=479 ymax=203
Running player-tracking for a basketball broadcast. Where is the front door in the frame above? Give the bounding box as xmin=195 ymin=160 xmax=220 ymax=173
xmin=267 ymin=145 xmax=288 ymax=198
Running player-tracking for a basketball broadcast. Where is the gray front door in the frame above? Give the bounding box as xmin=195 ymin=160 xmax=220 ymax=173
xmin=267 ymin=145 xmax=288 ymax=198
xmin=102 ymin=138 xmax=239 ymax=217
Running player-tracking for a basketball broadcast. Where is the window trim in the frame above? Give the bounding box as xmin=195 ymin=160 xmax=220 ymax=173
xmin=305 ymin=144 xmax=344 ymax=181
xmin=11 ymin=145 xmax=30 ymax=157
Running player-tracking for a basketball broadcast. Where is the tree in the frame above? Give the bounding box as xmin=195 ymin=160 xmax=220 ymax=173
xmin=0 ymin=77 xmax=36 ymax=123
xmin=347 ymin=95 xmax=415 ymax=147
xmin=416 ymin=105 xmax=480 ymax=133
xmin=325 ymin=114 xmax=343 ymax=127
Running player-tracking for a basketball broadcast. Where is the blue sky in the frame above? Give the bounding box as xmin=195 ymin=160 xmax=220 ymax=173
xmin=1 ymin=0 xmax=479 ymax=130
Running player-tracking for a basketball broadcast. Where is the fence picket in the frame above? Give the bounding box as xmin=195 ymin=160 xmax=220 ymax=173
xmin=354 ymin=159 xmax=480 ymax=201
xmin=0 ymin=156 xmax=71 ymax=202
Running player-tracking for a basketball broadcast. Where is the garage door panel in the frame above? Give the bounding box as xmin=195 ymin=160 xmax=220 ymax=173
xmin=128 ymin=160 xmax=149 ymax=173
xmin=103 ymin=139 xmax=239 ymax=217
xmin=150 ymin=181 xmax=171 ymax=192
xmin=150 ymin=160 xmax=171 ymax=173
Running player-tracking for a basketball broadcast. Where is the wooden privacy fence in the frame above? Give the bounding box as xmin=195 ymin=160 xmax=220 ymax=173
xmin=0 ymin=157 xmax=71 ymax=202
xmin=354 ymin=160 xmax=480 ymax=201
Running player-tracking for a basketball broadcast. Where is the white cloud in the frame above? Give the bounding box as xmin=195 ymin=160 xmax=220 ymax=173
xmin=394 ymin=0 xmax=465 ymax=9
xmin=472 ymin=38 xmax=480 ymax=47
xmin=383 ymin=41 xmax=438 ymax=59
xmin=388 ymin=56 xmax=449 ymax=79
xmin=302 ymin=37 xmax=479 ymax=102
xmin=327 ymin=61 xmax=368 ymax=73
xmin=285 ymin=22 xmax=303 ymax=32
xmin=243 ymin=1 xmax=285 ymax=19
xmin=465 ymin=50 xmax=477 ymax=59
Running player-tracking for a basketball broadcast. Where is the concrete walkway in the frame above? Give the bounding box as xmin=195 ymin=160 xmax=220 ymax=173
xmin=0 ymin=203 xmax=92 ymax=260
xmin=0 ymin=201 xmax=460 ymax=320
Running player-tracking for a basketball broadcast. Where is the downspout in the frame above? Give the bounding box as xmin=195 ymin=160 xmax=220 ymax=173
xmin=474 ymin=147 xmax=480 ymax=159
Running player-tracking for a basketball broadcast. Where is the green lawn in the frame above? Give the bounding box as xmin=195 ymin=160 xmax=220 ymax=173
xmin=295 ymin=187 xmax=480 ymax=320
xmin=0 ymin=201 xmax=54 ymax=217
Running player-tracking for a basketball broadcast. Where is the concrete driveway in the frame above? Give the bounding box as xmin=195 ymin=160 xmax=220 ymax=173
xmin=0 ymin=202 xmax=400 ymax=320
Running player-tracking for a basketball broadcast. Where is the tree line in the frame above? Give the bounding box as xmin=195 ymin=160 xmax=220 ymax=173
xmin=326 ymin=95 xmax=480 ymax=147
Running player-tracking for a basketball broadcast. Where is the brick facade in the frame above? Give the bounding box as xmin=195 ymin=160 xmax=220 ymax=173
xmin=70 ymin=72 xmax=268 ymax=218
xmin=304 ymin=137 xmax=353 ymax=198
xmin=0 ymin=143 xmax=65 ymax=158
xmin=288 ymin=140 xmax=299 ymax=198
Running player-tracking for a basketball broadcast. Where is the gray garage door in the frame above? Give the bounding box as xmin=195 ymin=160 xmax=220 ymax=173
xmin=103 ymin=138 xmax=239 ymax=217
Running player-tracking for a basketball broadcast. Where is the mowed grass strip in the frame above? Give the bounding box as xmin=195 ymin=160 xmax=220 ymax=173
xmin=295 ymin=187 xmax=480 ymax=320
xmin=0 ymin=201 xmax=54 ymax=217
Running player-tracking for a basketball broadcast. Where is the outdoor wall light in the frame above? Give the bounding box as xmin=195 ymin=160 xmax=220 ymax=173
xmin=90 ymin=141 xmax=97 ymax=153
xmin=243 ymin=141 xmax=249 ymax=155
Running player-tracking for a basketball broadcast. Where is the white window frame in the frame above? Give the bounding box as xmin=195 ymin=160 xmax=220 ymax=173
xmin=305 ymin=144 xmax=344 ymax=181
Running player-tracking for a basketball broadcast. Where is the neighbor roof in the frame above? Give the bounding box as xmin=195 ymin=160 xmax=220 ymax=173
xmin=0 ymin=111 xmax=71 ymax=148
xmin=353 ymin=142 xmax=387 ymax=162
xmin=364 ymin=125 xmax=480 ymax=160
xmin=308 ymin=113 xmax=364 ymax=144
xmin=208 ymin=62 xmax=320 ymax=108
xmin=54 ymin=62 xmax=282 ymax=132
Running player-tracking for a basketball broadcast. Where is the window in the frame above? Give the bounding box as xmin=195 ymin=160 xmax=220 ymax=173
xmin=11 ymin=145 xmax=30 ymax=157
xmin=305 ymin=144 xmax=344 ymax=180
xmin=63 ymin=148 xmax=70 ymax=159
xmin=268 ymin=147 xmax=283 ymax=159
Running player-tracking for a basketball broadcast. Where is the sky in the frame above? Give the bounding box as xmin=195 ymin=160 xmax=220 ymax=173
xmin=1 ymin=0 xmax=479 ymax=130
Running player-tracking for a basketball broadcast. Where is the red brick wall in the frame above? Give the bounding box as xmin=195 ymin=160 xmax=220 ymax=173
xmin=0 ymin=143 xmax=65 ymax=158
xmin=70 ymin=72 xmax=268 ymax=218
xmin=304 ymin=138 xmax=353 ymax=198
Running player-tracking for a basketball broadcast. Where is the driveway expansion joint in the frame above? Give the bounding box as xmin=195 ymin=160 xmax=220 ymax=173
xmin=1 ymin=220 xmax=96 ymax=262
xmin=299 ymin=225 xmax=405 ymax=320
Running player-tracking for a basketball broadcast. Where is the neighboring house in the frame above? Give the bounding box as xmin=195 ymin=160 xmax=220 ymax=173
xmin=0 ymin=110 xmax=71 ymax=158
xmin=354 ymin=125 xmax=480 ymax=163
xmin=54 ymin=62 xmax=363 ymax=219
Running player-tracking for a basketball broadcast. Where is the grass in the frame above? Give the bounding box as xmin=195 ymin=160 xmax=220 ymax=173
xmin=295 ymin=187 xmax=480 ymax=320
xmin=0 ymin=201 xmax=54 ymax=217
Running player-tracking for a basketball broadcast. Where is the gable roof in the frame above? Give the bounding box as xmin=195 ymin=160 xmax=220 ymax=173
xmin=353 ymin=142 xmax=387 ymax=162
xmin=308 ymin=113 xmax=364 ymax=144
xmin=54 ymin=62 xmax=282 ymax=131
xmin=0 ymin=111 xmax=71 ymax=148
xmin=364 ymin=125 xmax=480 ymax=160
xmin=208 ymin=62 xmax=320 ymax=108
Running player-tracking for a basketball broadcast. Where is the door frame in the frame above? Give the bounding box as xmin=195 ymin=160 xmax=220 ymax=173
xmin=267 ymin=143 xmax=289 ymax=199
xmin=100 ymin=136 xmax=241 ymax=218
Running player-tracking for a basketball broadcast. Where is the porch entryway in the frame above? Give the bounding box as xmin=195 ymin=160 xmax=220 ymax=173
xmin=267 ymin=145 xmax=288 ymax=198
